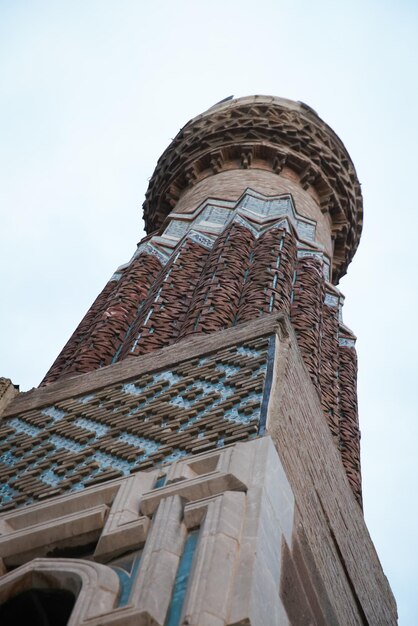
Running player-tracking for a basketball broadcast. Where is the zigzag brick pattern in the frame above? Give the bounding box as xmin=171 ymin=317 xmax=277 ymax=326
xmin=120 ymin=239 xmax=210 ymax=357
xmin=41 ymin=253 xmax=163 ymax=385
xmin=290 ymin=257 xmax=325 ymax=394
xmin=236 ymin=228 xmax=297 ymax=323
xmin=178 ymin=222 xmax=254 ymax=339
xmin=338 ymin=341 xmax=362 ymax=506
xmin=319 ymin=305 xmax=340 ymax=441
xmin=0 ymin=337 xmax=269 ymax=512
xmin=41 ymin=279 xmax=120 ymax=385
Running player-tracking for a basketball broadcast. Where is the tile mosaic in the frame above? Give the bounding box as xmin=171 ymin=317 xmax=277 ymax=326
xmin=0 ymin=337 xmax=271 ymax=510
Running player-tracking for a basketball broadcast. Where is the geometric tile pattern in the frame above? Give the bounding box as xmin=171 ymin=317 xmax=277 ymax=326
xmin=0 ymin=336 xmax=271 ymax=511
xmin=160 ymin=188 xmax=317 ymax=250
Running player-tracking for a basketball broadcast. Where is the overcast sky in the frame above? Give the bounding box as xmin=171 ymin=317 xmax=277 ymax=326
xmin=1 ymin=1 xmax=417 ymax=622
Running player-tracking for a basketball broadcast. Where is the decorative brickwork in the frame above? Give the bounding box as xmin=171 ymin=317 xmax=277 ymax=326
xmin=120 ymin=237 xmax=210 ymax=356
xmin=0 ymin=336 xmax=270 ymax=511
xmin=235 ymin=226 xmax=297 ymax=323
xmin=39 ymin=185 xmax=363 ymax=503
xmin=41 ymin=190 xmax=316 ymax=384
xmin=338 ymin=333 xmax=362 ymax=505
xmin=143 ymin=96 xmax=362 ymax=283
xmin=319 ymin=301 xmax=340 ymax=439
xmin=0 ymin=436 xmax=396 ymax=625
xmin=41 ymin=253 xmax=163 ymax=384
xmin=291 ymin=256 xmax=325 ymax=394
xmin=177 ymin=221 xmax=255 ymax=339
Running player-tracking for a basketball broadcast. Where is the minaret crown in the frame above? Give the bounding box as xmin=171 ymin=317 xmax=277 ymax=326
xmin=143 ymin=95 xmax=362 ymax=283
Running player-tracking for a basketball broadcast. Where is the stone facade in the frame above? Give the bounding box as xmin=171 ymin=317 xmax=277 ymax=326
xmin=0 ymin=96 xmax=396 ymax=624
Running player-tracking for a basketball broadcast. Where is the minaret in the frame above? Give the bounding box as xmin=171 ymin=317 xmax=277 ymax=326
xmin=0 ymin=97 xmax=396 ymax=625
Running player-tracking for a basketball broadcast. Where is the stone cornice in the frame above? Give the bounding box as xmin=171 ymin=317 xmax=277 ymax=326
xmin=142 ymin=96 xmax=362 ymax=283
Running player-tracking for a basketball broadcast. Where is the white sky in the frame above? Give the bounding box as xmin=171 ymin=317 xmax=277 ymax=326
xmin=0 ymin=1 xmax=417 ymax=622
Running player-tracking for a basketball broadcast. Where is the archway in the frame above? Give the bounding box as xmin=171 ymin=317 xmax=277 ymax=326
xmin=0 ymin=588 xmax=75 ymax=626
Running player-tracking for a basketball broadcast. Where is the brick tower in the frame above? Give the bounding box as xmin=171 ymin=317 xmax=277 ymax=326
xmin=0 ymin=96 xmax=396 ymax=625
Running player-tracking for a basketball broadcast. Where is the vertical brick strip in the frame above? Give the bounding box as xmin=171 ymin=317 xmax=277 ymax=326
xmin=236 ymin=227 xmax=297 ymax=323
xmin=290 ymin=257 xmax=325 ymax=394
xmin=119 ymin=240 xmax=210 ymax=357
xmin=338 ymin=344 xmax=362 ymax=507
xmin=319 ymin=305 xmax=340 ymax=441
xmin=179 ymin=222 xmax=255 ymax=339
xmin=42 ymin=253 xmax=163 ymax=382
xmin=41 ymin=279 xmax=120 ymax=385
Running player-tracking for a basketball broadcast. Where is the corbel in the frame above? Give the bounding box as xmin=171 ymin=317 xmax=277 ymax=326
xmin=299 ymin=165 xmax=318 ymax=190
xmin=240 ymin=148 xmax=253 ymax=169
xmin=272 ymin=152 xmax=287 ymax=174
xmin=209 ymin=150 xmax=225 ymax=173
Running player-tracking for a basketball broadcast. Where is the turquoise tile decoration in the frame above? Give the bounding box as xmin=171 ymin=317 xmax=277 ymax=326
xmin=110 ymin=550 xmax=142 ymax=607
xmin=0 ymin=336 xmax=273 ymax=510
xmin=165 ymin=530 xmax=199 ymax=626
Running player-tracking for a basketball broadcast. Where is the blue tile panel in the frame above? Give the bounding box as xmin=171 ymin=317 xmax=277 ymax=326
xmin=165 ymin=530 xmax=199 ymax=626
xmin=0 ymin=336 xmax=271 ymax=511
xmin=110 ymin=550 xmax=142 ymax=607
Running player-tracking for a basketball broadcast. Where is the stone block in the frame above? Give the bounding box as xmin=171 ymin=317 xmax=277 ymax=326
xmin=129 ymin=495 xmax=187 ymax=625
xmin=0 ymin=505 xmax=108 ymax=564
xmin=182 ymin=492 xmax=245 ymax=626
xmin=94 ymin=471 xmax=156 ymax=561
